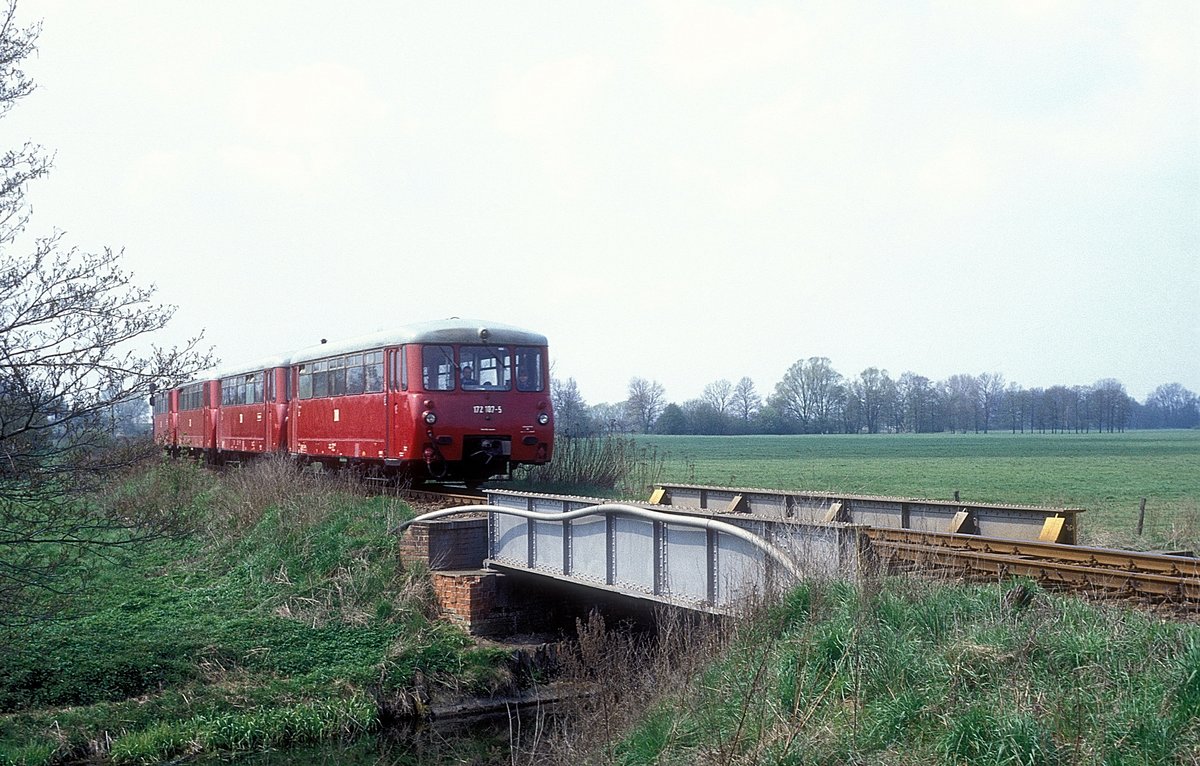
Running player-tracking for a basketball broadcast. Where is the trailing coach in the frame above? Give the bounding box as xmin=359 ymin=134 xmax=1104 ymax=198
xmin=152 ymin=318 xmax=554 ymax=484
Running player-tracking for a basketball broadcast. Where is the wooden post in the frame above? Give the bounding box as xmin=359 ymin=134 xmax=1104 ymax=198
xmin=953 ymin=490 xmax=960 ymax=503
xmin=1137 ymin=497 xmax=1147 ymax=536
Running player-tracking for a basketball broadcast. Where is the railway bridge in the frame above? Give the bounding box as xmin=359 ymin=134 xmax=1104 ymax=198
xmin=397 ymin=485 xmax=1126 ymax=635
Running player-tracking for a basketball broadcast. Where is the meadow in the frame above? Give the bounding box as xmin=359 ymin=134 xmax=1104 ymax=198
xmin=635 ymin=430 xmax=1200 ymax=549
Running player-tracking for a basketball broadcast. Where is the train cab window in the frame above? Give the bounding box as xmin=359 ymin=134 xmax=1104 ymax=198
xmin=514 ymin=347 xmax=545 ymax=392
xmin=459 ymin=346 xmax=510 ymax=391
xmin=422 ymin=345 xmax=455 ymax=391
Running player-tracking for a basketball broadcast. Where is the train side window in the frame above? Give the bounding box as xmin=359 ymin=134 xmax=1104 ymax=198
xmin=313 ymin=360 xmax=329 ymax=398
xmin=297 ymin=365 xmax=312 ymax=399
xmin=365 ymin=351 xmax=383 ymax=393
xmin=328 ymin=356 xmax=346 ymax=397
xmin=265 ymin=371 xmax=274 ymax=403
xmin=422 ymin=345 xmax=454 ymax=391
xmin=346 ymin=354 xmax=365 ymax=395
xmin=515 ymin=347 xmax=544 ymax=392
xmin=181 ymin=384 xmax=203 ymax=411
xmin=400 ymin=346 xmax=408 ymax=391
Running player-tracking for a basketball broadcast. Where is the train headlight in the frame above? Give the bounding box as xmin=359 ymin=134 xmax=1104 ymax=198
xmin=423 ymin=411 xmax=438 ymax=425
xmin=537 ymin=413 xmax=550 ymax=425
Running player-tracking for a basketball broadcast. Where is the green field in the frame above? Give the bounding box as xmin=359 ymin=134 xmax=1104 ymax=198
xmin=635 ymin=431 xmax=1200 ymax=549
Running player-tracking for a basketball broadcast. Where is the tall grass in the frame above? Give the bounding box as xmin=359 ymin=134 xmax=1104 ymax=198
xmin=593 ymin=575 xmax=1200 ymax=765
xmin=521 ymin=435 xmax=665 ymax=498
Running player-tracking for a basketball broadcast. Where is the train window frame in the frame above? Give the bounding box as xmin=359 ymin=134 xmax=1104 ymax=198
xmin=459 ymin=345 xmax=510 ymax=391
xmin=180 ymin=383 xmax=204 ymax=411
xmin=422 ymin=345 xmax=455 ymax=391
xmin=328 ymin=356 xmax=346 ymax=397
xmin=297 ymin=364 xmax=313 ymax=400
xmin=312 ymin=359 xmax=329 ymax=398
xmin=346 ymin=362 xmax=365 ymax=395
xmin=365 ymin=351 xmax=384 ymax=393
xmin=514 ymin=347 xmax=545 ymax=392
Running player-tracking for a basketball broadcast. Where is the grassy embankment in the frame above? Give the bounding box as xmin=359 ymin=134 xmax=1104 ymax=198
xmin=0 ymin=458 xmax=515 ymax=766
xmin=637 ymin=430 xmax=1200 ymax=549
xmin=609 ymin=577 xmax=1200 ymax=765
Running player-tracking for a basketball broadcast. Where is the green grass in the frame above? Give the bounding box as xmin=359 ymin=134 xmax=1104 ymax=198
xmin=615 ymin=578 xmax=1200 ymax=765
xmin=0 ymin=458 xmax=511 ymax=766
xmin=637 ymin=431 xmax=1200 ymax=547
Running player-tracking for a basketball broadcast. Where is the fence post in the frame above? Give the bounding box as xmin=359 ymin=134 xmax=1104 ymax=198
xmin=1137 ymin=497 xmax=1147 ymax=536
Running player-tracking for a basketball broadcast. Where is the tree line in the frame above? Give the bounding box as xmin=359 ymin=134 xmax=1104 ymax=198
xmin=553 ymin=359 xmax=1200 ymax=436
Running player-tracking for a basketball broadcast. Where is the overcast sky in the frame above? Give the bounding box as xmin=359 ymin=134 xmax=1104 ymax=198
xmin=8 ymin=1 xmax=1198 ymax=405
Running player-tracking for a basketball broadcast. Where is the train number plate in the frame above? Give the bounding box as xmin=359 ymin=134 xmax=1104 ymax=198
xmin=473 ymin=405 xmax=503 ymax=414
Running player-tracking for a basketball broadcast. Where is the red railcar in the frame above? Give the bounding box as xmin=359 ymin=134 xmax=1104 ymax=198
xmin=174 ymin=379 xmax=218 ymax=454
xmin=215 ymin=358 xmax=289 ymax=456
xmin=154 ymin=319 xmax=554 ymax=483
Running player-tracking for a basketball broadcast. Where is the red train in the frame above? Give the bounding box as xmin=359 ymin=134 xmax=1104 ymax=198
xmin=152 ymin=319 xmax=554 ymax=484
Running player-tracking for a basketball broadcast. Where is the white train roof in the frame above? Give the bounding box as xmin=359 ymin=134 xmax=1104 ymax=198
xmin=181 ymin=318 xmax=548 ymax=386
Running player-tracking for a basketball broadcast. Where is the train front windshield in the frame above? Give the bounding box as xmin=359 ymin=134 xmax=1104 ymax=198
xmin=420 ymin=345 xmax=544 ymax=392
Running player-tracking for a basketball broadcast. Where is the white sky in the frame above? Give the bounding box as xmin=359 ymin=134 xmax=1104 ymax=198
xmin=7 ymin=1 xmax=1199 ymax=405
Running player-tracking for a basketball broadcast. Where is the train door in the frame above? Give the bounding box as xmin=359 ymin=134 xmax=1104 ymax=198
xmin=385 ymin=346 xmax=410 ymax=461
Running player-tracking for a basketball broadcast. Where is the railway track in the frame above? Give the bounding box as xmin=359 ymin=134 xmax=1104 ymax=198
xmin=867 ymin=527 xmax=1200 ymax=602
xmin=399 ymin=484 xmax=488 ymax=508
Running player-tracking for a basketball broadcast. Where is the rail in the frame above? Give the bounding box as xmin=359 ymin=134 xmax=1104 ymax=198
xmin=867 ymin=528 xmax=1200 ymax=601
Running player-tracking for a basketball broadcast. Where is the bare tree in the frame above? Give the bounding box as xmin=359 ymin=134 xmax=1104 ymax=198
xmin=849 ymin=367 xmax=895 ymax=434
xmin=942 ymin=374 xmax=980 ymax=433
xmin=1145 ymin=383 xmax=1200 ymax=429
xmin=1091 ymin=378 xmax=1132 ymax=433
xmin=770 ymin=357 xmax=843 ymax=433
xmin=551 ymin=376 xmax=591 ymax=436
xmin=976 ymin=372 xmax=1006 ymax=434
xmin=1 ymin=1 xmax=210 ymax=623
xmin=731 ymin=376 xmax=760 ymax=424
xmin=624 ymin=377 xmax=666 ymax=433
xmin=701 ymin=379 xmax=733 ymax=417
